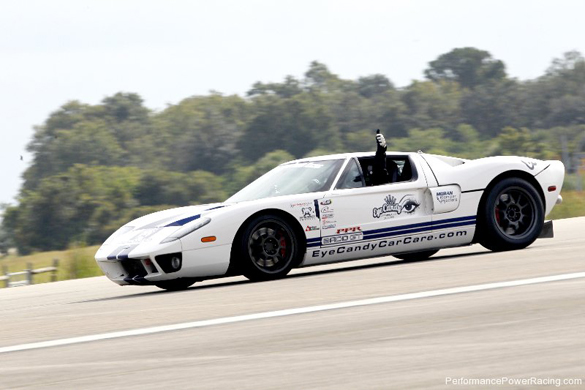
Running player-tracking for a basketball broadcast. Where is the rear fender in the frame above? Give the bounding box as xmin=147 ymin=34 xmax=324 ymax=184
xmin=425 ymin=155 xmax=549 ymax=192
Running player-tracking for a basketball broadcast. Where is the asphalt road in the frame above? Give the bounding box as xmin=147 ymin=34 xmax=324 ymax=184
xmin=0 ymin=217 xmax=584 ymax=389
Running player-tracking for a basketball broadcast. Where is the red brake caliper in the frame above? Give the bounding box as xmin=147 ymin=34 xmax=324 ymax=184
xmin=280 ymin=234 xmax=287 ymax=257
xmin=495 ymin=207 xmax=501 ymax=225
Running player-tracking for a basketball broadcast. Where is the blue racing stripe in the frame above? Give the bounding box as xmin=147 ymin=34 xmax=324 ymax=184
xmin=307 ymin=237 xmax=321 ymax=247
xmin=366 ymin=215 xmax=475 ymax=236
xmin=165 ymin=214 xmax=200 ymax=227
xmin=364 ymin=219 xmax=476 ymax=241
xmin=364 ymin=225 xmax=434 ymax=241
xmin=107 ymin=246 xmax=127 ymax=260
xmin=432 ymin=219 xmax=476 ymax=231
xmin=116 ymin=245 xmax=138 ymax=260
xmin=366 ymin=220 xmax=432 ymax=235
xmin=205 ymin=205 xmax=226 ymax=211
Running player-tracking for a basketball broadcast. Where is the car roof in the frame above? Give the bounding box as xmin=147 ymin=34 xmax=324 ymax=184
xmin=288 ymin=151 xmax=413 ymax=163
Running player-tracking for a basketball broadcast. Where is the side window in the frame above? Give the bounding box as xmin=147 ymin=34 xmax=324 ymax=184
xmin=396 ymin=157 xmax=416 ymax=181
xmin=357 ymin=155 xmax=417 ymax=186
xmin=386 ymin=157 xmax=417 ymax=182
xmin=335 ymin=159 xmax=365 ymax=189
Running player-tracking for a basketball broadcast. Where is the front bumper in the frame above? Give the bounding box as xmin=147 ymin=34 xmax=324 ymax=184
xmin=96 ymin=243 xmax=233 ymax=286
xmin=96 ymin=257 xmax=170 ymax=285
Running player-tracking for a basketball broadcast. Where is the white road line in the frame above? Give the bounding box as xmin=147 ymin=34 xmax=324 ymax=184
xmin=1 ymin=271 xmax=584 ymax=354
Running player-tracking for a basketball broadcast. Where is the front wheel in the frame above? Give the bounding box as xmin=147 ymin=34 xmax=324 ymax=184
xmin=478 ymin=177 xmax=544 ymax=252
xmin=237 ymin=215 xmax=300 ymax=282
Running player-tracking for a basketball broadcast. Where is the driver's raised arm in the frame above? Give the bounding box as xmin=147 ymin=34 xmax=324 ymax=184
xmin=372 ymin=130 xmax=389 ymax=185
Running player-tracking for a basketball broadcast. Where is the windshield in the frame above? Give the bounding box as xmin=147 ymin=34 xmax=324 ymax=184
xmin=227 ymin=159 xmax=345 ymax=203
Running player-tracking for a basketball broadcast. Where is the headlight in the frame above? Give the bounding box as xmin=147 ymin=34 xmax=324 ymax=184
xmin=160 ymin=217 xmax=211 ymax=243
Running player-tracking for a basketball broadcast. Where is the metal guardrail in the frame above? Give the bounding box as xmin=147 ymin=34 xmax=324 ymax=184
xmin=0 ymin=259 xmax=59 ymax=288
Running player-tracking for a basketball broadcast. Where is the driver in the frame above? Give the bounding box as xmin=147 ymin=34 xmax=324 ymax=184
xmin=372 ymin=130 xmax=398 ymax=185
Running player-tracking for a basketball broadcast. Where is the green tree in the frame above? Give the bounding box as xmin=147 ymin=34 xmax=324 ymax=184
xmin=102 ymin=92 xmax=150 ymax=123
xmin=401 ymin=80 xmax=461 ymax=133
xmin=239 ymin=93 xmax=338 ymax=161
xmin=247 ymin=75 xmax=303 ymax=98
xmin=158 ymin=93 xmax=249 ymax=174
xmin=460 ymin=79 xmax=522 ymax=137
xmin=135 ymin=170 xmax=226 ymax=206
xmin=22 ymin=94 xmax=152 ymax=191
xmin=225 ymin=150 xmax=295 ymax=196
xmin=357 ymin=74 xmax=394 ymax=98
xmin=448 ymin=124 xmax=488 ymax=158
xmin=0 ymin=204 xmax=14 ymax=255
xmin=390 ymin=128 xmax=453 ymax=155
xmin=493 ymin=127 xmax=551 ymax=159
xmin=304 ymin=61 xmax=341 ymax=92
xmin=425 ymin=47 xmax=506 ymax=89
xmin=518 ymin=51 xmax=585 ymax=128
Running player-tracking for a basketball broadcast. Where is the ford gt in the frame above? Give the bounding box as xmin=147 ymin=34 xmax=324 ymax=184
xmin=95 ymin=151 xmax=565 ymax=290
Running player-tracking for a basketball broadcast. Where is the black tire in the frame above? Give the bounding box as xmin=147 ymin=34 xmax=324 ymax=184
xmin=393 ymin=250 xmax=439 ymax=261
xmin=237 ymin=214 xmax=300 ymax=282
xmin=155 ymin=278 xmax=196 ymax=291
xmin=478 ymin=177 xmax=544 ymax=252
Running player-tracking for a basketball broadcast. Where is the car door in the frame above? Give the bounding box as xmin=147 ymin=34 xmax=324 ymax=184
xmin=304 ymin=155 xmax=432 ymax=265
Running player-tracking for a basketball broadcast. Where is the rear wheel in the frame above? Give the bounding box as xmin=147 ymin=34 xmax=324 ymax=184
xmin=238 ymin=215 xmax=300 ymax=281
xmin=479 ymin=177 xmax=543 ymax=252
xmin=393 ymin=250 xmax=439 ymax=261
xmin=155 ymin=278 xmax=196 ymax=291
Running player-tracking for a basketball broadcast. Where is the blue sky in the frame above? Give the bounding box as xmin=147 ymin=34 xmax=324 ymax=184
xmin=1 ymin=0 xmax=584 ymax=205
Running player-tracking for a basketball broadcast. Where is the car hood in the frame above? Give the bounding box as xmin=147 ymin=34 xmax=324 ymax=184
xmin=98 ymin=203 xmax=228 ymax=252
xmin=122 ymin=203 xmax=227 ymax=230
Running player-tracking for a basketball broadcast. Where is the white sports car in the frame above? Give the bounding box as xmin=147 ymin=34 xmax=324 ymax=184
xmin=95 ymin=151 xmax=564 ymax=290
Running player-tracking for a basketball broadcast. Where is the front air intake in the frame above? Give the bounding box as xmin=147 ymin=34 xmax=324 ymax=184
xmin=120 ymin=259 xmax=148 ymax=278
xmin=155 ymin=253 xmax=183 ymax=274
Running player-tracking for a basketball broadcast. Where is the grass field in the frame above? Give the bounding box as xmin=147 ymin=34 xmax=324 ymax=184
xmin=0 ymin=245 xmax=101 ymax=287
xmin=0 ymin=190 xmax=583 ymax=288
xmin=547 ymin=190 xmax=585 ymax=220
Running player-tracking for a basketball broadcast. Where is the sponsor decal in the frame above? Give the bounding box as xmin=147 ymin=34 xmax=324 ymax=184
xmin=321 ymin=206 xmax=333 ymax=213
xmin=299 ymin=206 xmax=317 ymax=221
xmin=290 ymin=201 xmax=313 ymax=208
xmin=435 ymin=190 xmax=458 ymax=204
xmin=372 ymin=195 xmax=420 ymax=219
xmin=322 ymin=213 xmax=335 ymax=219
xmin=305 ymin=225 xmax=320 ymax=232
xmin=312 ymin=230 xmax=468 ymax=258
xmin=522 ymin=160 xmax=537 ymax=170
xmin=320 ymin=199 xmax=332 ymax=205
xmin=322 ymin=223 xmax=337 ymax=230
xmin=322 ymin=232 xmax=363 ymax=246
xmin=313 ymin=199 xmax=321 ymax=220
xmin=336 ymin=226 xmax=361 ymax=234
xmin=302 ymin=207 xmax=314 ymax=218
